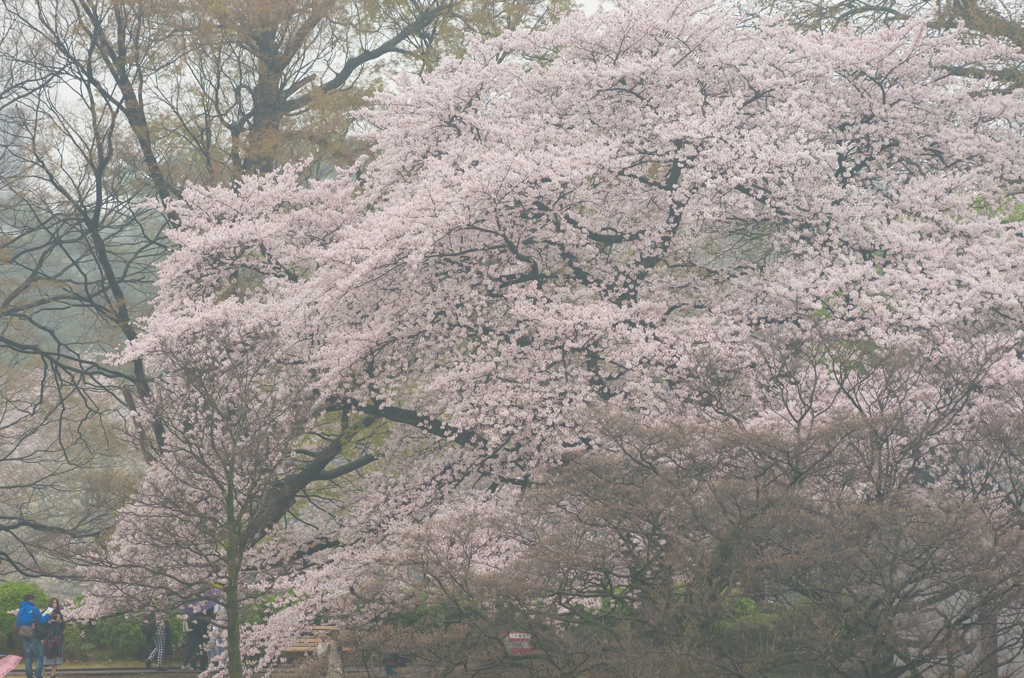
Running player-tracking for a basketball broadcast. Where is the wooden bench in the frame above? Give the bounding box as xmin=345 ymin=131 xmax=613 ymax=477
xmin=282 ymin=625 xmax=337 ymax=655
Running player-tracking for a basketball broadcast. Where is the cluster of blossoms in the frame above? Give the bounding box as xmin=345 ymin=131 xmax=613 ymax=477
xmin=85 ymin=0 xmax=1024 ymax=673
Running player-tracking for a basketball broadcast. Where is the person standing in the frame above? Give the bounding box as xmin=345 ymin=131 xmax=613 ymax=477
xmin=41 ymin=599 xmax=64 ymax=677
xmin=15 ymin=594 xmax=50 ymax=678
xmin=197 ymin=610 xmax=212 ymax=671
xmin=141 ymin=614 xmax=155 ymax=669
xmin=206 ymin=605 xmax=226 ymax=670
xmin=181 ymin=612 xmax=209 ymax=670
xmin=383 ymin=654 xmax=408 ymax=676
xmin=143 ymin=615 xmax=170 ymax=671
xmin=181 ymin=614 xmax=196 ymax=671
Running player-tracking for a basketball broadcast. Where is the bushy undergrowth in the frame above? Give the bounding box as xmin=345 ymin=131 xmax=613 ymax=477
xmin=0 ymin=582 xmax=48 ymax=654
xmin=70 ymin=616 xmax=184 ymax=663
xmin=1 ymin=583 xmax=183 ymax=663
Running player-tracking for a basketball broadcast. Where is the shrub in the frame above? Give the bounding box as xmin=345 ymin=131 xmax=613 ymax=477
xmin=0 ymin=582 xmax=49 ymax=654
xmin=75 ymin=616 xmax=184 ymax=661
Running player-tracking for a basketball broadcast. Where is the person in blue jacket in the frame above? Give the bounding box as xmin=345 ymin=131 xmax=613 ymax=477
xmin=15 ymin=594 xmax=50 ymax=678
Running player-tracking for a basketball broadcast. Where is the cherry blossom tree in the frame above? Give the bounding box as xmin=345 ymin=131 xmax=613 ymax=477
xmin=79 ymin=319 xmax=365 ymax=678
xmin=0 ymin=0 xmax=572 ymax=584
xmin=92 ymin=0 xmax=1024 ymax=671
xmin=136 ymin=0 xmax=1024 ymax=494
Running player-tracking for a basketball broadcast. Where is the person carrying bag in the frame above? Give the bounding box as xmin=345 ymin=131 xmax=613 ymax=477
xmin=41 ymin=598 xmax=65 ymax=677
xmin=15 ymin=594 xmax=51 ymax=678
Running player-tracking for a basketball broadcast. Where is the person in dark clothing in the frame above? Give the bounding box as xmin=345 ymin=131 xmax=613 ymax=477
xmin=141 ymin=614 xmax=156 ymax=668
xmin=199 ymin=609 xmax=213 ymax=670
xmin=181 ymin=614 xmax=198 ymax=671
xmin=15 ymin=594 xmax=51 ymax=678
xmin=383 ymin=653 xmax=408 ymax=676
xmin=181 ymin=612 xmax=210 ymax=670
xmin=42 ymin=598 xmax=65 ymax=677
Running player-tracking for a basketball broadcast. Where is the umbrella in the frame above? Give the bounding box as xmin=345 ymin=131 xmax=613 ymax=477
xmin=177 ymin=588 xmax=223 ymax=614
xmin=0 ymin=655 xmax=21 ymax=678
xmin=178 ymin=600 xmax=215 ymax=614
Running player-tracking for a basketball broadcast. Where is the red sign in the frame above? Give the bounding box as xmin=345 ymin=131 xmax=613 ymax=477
xmin=500 ymin=632 xmax=532 ymax=655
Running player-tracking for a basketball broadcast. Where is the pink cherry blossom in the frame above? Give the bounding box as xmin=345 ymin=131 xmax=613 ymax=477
xmin=89 ymin=0 xmax=1024 ymax=672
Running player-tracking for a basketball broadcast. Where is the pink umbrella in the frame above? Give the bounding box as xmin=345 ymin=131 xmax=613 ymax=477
xmin=0 ymin=655 xmax=21 ymax=677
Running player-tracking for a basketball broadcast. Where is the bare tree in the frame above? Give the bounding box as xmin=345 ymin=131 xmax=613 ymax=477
xmin=0 ymin=356 xmax=140 ymax=577
xmin=746 ymin=0 xmax=1024 ymax=89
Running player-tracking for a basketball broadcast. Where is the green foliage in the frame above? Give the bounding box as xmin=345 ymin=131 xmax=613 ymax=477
xmin=391 ymin=593 xmax=470 ymax=630
xmin=94 ymin=616 xmax=182 ymax=659
xmin=973 ymin=196 xmax=1024 ymax=223
xmin=0 ymin=581 xmax=49 ymax=653
xmin=62 ymin=622 xmax=84 ymax=660
xmin=84 ymin=617 xmax=149 ymax=658
xmin=60 ymin=616 xmax=185 ymax=662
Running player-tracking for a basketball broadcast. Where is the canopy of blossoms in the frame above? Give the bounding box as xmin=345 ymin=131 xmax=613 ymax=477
xmin=93 ymin=0 xmax=1024 ymax=668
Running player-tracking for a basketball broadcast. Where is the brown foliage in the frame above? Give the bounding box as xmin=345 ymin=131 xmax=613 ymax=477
xmin=345 ymin=403 xmax=1024 ymax=678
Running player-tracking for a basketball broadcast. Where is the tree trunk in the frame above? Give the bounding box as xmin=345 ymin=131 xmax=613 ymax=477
xmin=225 ymin=576 xmax=243 ymax=678
xmin=225 ymin=492 xmax=244 ymax=678
xmin=977 ymin=605 xmax=999 ymax=678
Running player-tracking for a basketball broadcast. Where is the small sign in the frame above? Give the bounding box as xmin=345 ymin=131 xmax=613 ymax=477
xmin=500 ymin=632 xmax=532 ymax=655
